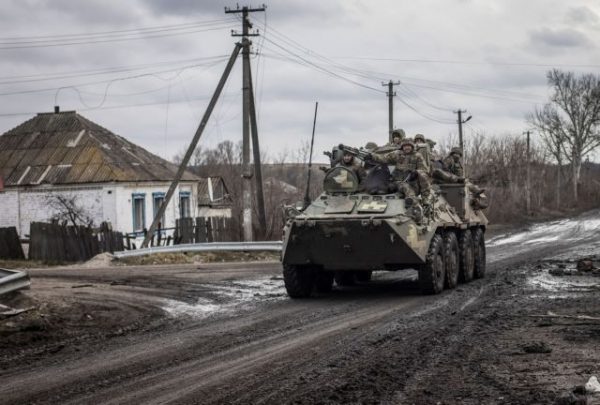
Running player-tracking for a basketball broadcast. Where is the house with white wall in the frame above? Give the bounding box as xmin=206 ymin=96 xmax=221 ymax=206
xmin=0 ymin=109 xmax=230 ymax=236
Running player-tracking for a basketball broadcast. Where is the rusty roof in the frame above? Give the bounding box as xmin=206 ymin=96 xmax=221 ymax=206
xmin=0 ymin=111 xmax=200 ymax=186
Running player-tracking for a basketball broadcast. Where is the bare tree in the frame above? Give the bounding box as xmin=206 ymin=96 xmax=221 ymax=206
xmin=46 ymin=194 xmax=95 ymax=227
xmin=529 ymin=70 xmax=600 ymax=203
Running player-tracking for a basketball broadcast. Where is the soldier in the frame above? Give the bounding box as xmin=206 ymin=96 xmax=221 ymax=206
xmin=435 ymin=147 xmax=487 ymax=209
xmin=443 ymin=146 xmax=464 ymax=177
xmin=413 ymin=133 xmax=432 ymax=173
xmin=337 ymin=150 xmax=367 ymax=184
xmin=386 ymin=128 xmax=405 ymax=148
xmin=432 ymin=147 xmax=465 ymax=184
xmin=369 ymin=139 xmax=431 ymax=200
xmin=364 ymin=141 xmax=378 ymax=151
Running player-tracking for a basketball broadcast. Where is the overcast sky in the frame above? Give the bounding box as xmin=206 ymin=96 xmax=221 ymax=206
xmin=1 ymin=0 xmax=599 ymax=163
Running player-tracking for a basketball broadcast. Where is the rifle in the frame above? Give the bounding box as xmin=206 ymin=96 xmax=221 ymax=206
xmin=338 ymin=144 xmax=372 ymax=162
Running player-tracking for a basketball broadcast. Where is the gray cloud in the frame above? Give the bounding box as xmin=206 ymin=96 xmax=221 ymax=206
xmin=529 ymin=27 xmax=591 ymax=48
xmin=565 ymin=6 xmax=600 ymax=28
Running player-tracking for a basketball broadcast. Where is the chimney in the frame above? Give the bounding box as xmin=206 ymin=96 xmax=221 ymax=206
xmin=54 ymin=105 xmax=60 ymax=114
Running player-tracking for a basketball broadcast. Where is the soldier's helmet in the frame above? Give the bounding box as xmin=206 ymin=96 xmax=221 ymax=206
xmin=391 ymin=128 xmax=405 ymax=139
xmin=450 ymin=146 xmax=462 ymax=156
xmin=365 ymin=142 xmax=378 ymax=150
xmin=400 ymin=139 xmax=415 ymax=151
xmin=414 ymin=133 xmax=426 ymax=143
xmin=426 ymin=139 xmax=437 ymax=149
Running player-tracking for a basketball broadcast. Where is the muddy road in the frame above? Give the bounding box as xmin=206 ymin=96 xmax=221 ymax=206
xmin=2 ymin=212 xmax=600 ymax=404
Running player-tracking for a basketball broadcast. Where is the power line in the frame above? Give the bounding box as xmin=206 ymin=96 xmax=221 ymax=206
xmin=0 ymin=57 xmax=230 ymax=97
xmin=0 ymin=18 xmax=236 ymax=43
xmin=329 ymin=56 xmax=600 ymax=69
xmin=0 ymin=55 xmax=230 ymax=85
xmin=0 ymin=23 xmax=235 ymax=50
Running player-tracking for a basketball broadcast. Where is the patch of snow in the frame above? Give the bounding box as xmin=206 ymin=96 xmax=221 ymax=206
xmin=528 ymin=272 xmax=599 ymax=292
xmin=162 ymin=276 xmax=286 ymax=318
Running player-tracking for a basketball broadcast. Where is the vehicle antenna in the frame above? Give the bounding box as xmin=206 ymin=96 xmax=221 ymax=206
xmin=303 ymin=101 xmax=319 ymax=209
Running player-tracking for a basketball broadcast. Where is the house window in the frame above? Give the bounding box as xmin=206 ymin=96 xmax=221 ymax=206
xmin=179 ymin=191 xmax=191 ymax=218
xmin=132 ymin=193 xmax=146 ymax=232
xmin=153 ymin=192 xmax=166 ymax=228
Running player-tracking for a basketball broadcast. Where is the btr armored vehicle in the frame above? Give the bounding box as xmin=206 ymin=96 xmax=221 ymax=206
xmin=281 ymin=148 xmax=487 ymax=298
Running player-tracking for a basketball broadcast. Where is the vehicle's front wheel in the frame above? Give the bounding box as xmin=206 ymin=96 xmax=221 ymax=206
xmin=283 ymin=265 xmax=315 ymax=298
xmin=419 ymin=233 xmax=445 ymax=294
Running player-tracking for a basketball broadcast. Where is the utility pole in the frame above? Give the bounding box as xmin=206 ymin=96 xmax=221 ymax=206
xmin=226 ymin=4 xmax=266 ymax=241
xmin=454 ymin=109 xmax=472 ymax=151
xmin=382 ymin=80 xmax=400 ymax=143
xmin=524 ymin=130 xmax=531 ymax=215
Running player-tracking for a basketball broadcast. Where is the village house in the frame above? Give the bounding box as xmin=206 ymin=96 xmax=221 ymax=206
xmin=0 ymin=109 xmax=231 ymax=237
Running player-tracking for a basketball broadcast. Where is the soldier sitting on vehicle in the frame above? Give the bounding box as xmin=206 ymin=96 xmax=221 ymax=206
xmin=413 ymin=133 xmax=432 ymax=174
xmin=433 ymin=147 xmax=488 ymax=209
xmin=368 ymin=139 xmax=432 ymax=201
xmin=336 ymin=150 xmax=367 ymax=184
xmin=386 ymin=128 xmax=405 ymax=148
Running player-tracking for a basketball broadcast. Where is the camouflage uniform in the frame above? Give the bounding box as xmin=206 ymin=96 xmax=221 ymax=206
xmin=336 ymin=157 xmax=367 ymax=184
xmin=442 ymin=147 xmax=464 ymax=177
xmin=386 ymin=128 xmax=405 ymax=148
xmin=413 ymin=134 xmax=432 ymax=174
xmin=433 ymin=147 xmax=464 ymax=184
xmin=370 ymin=140 xmax=431 ymax=199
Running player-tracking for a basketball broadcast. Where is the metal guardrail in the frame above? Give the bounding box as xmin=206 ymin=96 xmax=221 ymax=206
xmin=0 ymin=268 xmax=31 ymax=296
xmin=113 ymin=241 xmax=283 ymax=259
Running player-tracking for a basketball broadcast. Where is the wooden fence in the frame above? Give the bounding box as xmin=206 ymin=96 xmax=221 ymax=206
xmin=174 ymin=217 xmax=234 ymax=244
xmin=0 ymin=227 xmax=25 ymax=260
xmin=29 ymin=222 xmax=124 ymax=262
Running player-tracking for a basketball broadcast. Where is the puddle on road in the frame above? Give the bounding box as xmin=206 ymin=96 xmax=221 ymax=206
xmin=162 ymin=277 xmax=286 ymax=318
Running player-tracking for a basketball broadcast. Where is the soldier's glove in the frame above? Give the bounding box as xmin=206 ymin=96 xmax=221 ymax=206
xmin=457 ymin=177 xmax=466 ymax=184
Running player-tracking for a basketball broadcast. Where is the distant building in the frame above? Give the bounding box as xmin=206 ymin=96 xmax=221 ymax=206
xmin=0 ymin=109 xmax=231 ymax=236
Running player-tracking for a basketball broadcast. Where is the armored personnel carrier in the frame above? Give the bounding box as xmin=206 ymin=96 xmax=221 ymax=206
xmin=281 ymin=146 xmax=487 ymax=298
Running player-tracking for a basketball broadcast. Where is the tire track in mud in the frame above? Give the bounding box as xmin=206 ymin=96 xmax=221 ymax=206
xmin=68 ymin=296 xmax=434 ymax=404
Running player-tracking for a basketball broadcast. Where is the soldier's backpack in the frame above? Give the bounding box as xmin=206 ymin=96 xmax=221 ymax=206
xmin=364 ymin=164 xmax=392 ymax=194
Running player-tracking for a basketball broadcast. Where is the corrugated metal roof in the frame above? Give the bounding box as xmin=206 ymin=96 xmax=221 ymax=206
xmin=0 ymin=111 xmax=201 ymax=186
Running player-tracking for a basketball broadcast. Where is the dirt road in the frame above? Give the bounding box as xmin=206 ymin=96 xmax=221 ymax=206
xmin=1 ymin=212 xmax=600 ymax=404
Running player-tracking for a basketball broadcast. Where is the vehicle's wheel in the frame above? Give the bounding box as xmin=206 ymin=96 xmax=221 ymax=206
xmin=418 ymin=233 xmax=445 ymax=294
xmin=473 ymin=227 xmax=486 ymax=279
xmin=444 ymin=231 xmax=459 ymax=289
xmin=355 ymin=271 xmax=372 ymax=282
xmin=334 ymin=271 xmax=355 ymax=287
xmin=458 ymin=229 xmax=475 ymax=283
xmin=315 ymin=271 xmax=334 ymax=293
xmin=283 ymin=265 xmax=315 ymax=298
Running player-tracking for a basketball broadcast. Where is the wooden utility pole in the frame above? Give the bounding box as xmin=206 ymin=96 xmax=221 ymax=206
xmin=455 ymin=109 xmax=471 ymax=151
xmin=142 ymin=44 xmax=242 ymax=248
xmin=383 ymin=80 xmax=400 ymax=143
xmin=226 ymin=4 xmax=266 ymax=241
xmin=524 ymin=130 xmax=531 ymax=215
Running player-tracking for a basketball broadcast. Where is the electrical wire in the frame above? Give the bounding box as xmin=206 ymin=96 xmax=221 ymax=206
xmin=0 ymin=56 xmax=230 ymax=97
xmin=0 ymin=55 xmax=230 ymax=86
xmin=0 ymin=23 xmax=236 ymax=50
xmin=329 ymin=56 xmax=600 ymax=69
